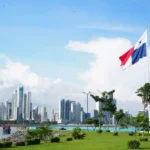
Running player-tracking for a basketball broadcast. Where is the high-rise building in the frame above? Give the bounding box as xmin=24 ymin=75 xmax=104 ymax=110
xmin=95 ymin=95 xmax=117 ymax=125
xmin=92 ymin=109 xmax=98 ymax=118
xmin=65 ymin=100 xmax=71 ymax=121
xmin=58 ymin=99 xmax=84 ymax=124
xmin=51 ymin=109 xmax=55 ymax=121
xmin=70 ymin=101 xmax=76 ymax=123
xmin=96 ymin=101 xmax=103 ymax=112
xmin=33 ymin=106 xmax=39 ymax=122
xmin=0 ymin=102 xmax=6 ymax=120
xmin=59 ymin=99 xmax=65 ymax=121
xmin=16 ymin=87 xmax=24 ymax=121
xmin=6 ymin=101 xmax=12 ymax=120
xmin=81 ymin=107 xmax=85 ymax=123
xmin=11 ymin=87 xmax=32 ymax=121
xmin=22 ymin=93 xmax=27 ymax=120
xmin=26 ymin=91 xmax=31 ymax=120
xmin=75 ymin=102 xmax=81 ymax=123
xmin=41 ymin=106 xmax=48 ymax=122
xmin=12 ymin=91 xmax=17 ymax=120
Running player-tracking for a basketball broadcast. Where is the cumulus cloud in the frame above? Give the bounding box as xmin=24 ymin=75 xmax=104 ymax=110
xmin=0 ymin=57 xmax=86 ymax=116
xmin=66 ymin=37 xmax=148 ymax=114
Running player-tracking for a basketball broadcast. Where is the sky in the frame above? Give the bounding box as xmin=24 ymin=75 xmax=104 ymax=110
xmin=0 ymin=0 xmax=150 ymax=116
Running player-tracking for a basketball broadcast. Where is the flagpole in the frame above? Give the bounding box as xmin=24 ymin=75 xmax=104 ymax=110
xmin=146 ymin=25 xmax=150 ymax=83
xmin=146 ymin=25 xmax=150 ymax=123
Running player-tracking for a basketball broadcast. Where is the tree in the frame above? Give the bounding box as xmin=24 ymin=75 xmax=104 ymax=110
xmin=114 ymin=109 xmax=125 ymax=131
xmin=136 ymin=83 xmax=150 ymax=110
xmin=85 ymin=118 xmax=99 ymax=131
xmin=98 ymin=108 xmax=104 ymax=131
xmin=136 ymin=113 xmax=149 ymax=138
xmin=91 ymin=90 xmax=116 ymax=130
xmin=26 ymin=126 xmax=53 ymax=141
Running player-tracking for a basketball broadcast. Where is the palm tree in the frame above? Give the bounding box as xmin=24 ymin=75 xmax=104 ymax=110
xmin=136 ymin=83 xmax=150 ymax=111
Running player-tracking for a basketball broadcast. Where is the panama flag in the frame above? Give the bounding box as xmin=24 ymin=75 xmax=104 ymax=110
xmin=119 ymin=30 xmax=147 ymax=69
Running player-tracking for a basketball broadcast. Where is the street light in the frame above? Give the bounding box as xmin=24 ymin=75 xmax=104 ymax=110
xmin=82 ymin=91 xmax=91 ymax=131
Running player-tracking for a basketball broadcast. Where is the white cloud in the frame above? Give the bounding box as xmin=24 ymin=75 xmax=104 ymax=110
xmin=0 ymin=57 xmax=87 ymax=116
xmin=66 ymin=37 xmax=147 ymax=115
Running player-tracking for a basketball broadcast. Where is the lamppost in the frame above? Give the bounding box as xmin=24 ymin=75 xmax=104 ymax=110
xmin=82 ymin=91 xmax=91 ymax=131
xmin=82 ymin=91 xmax=91 ymax=117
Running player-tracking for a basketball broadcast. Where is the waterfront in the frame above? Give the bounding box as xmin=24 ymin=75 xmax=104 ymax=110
xmin=28 ymin=125 xmax=137 ymax=132
xmin=0 ymin=127 xmax=18 ymax=139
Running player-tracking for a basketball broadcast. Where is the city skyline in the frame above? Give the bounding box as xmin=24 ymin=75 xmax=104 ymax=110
xmin=0 ymin=0 xmax=149 ymax=116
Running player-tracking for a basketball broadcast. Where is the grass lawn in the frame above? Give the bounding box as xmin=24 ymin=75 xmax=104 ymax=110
xmin=4 ymin=131 xmax=150 ymax=150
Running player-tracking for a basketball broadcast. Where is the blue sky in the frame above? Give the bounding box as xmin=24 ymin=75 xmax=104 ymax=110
xmin=0 ymin=0 xmax=149 ymax=82
xmin=0 ymin=0 xmax=150 ymax=114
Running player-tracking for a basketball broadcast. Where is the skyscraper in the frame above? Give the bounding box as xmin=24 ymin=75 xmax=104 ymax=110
xmin=17 ymin=87 xmax=24 ymax=121
xmin=59 ymin=99 xmax=65 ymax=120
xmin=0 ymin=102 xmax=6 ymax=120
xmin=26 ymin=91 xmax=31 ymax=120
xmin=81 ymin=107 xmax=85 ymax=123
xmin=6 ymin=101 xmax=12 ymax=120
xmin=70 ymin=101 xmax=76 ymax=123
xmin=22 ymin=93 xmax=27 ymax=120
xmin=12 ymin=91 xmax=17 ymax=120
xmin=41 ymin=106 xmax=47 ymax=122
xmin=92 ymin=109 xmax=98 ymax=118
xmin=65 ymin=100 xmax=71 ymax=121
xmin=11 ymin=87 xmax=32 ymax=121
xmin=75 ymin=102 xmax=81 ymax=123
xmin=33 ymin=106 xmax=39 ymax=122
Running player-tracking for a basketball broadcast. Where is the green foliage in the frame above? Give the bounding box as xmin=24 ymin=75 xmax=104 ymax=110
xmin=136 ymin=113 xmax=149 ymax=131
xmin=51 ymin=137 xmax=60 ymax=143
xmin=113 ymin=132 xmax=118 ymax=136
xmin=97 ymin=130 xmax=103 ymax=133
xmin=105 ymin=130 xmax=110 ymax=132
xmin=26 ymin=126 xmax=53 ymax=141
xmin=136 ymin=83 xmax=150 ymax=104
xmin=128 ymin=140 xmax=140 ymax=149
xmin=137 ymin=132 xmax=150 ymax=136
xmin=66 ymin=137 xmax=73 ymax=141
xmin=90 ymin=90 xmax=116 ymax=114
xmin=115 ymin=109 xmax=125 ymax=124
xmin=15 ymin=141 xmax=25 ymax=146
xmin=72 ymin=127 xmax=86 ymax=139
xmin=140 ymin=137 xmax=148 ymax=141
xmin=128 ymin=132 xmax=134 ymax=136
xmin=26 ymin=138 xmax=40 ymax=145
xmin=0 ymin=141 xmax=12 ymax=148
xmin=25 ymin=134 xmax=32 ymax=140
xmin=85 ymin=118 xmax=99 ymax=131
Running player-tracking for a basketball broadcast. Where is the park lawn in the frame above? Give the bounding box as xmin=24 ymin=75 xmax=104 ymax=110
xmin=5 ymin=132 xmax=150 ymax=150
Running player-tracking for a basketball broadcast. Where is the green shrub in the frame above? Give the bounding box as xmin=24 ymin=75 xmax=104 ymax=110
xmin=128 ymin=140 xmax=140 ymax=149
xmin=0 ymin=141 xmax=12 ymax=148
xmin=97 ymin=130 xmax=103 ymax=133
xmin=51 ymin=137 xmax=60 ymax=143
xmin=72 ymin=127 xmax=86 ymax=139
xmin=137 ymin=132 xmax=150 ymax=136
xmin=113 ymin=132 xmax=118 ymax=136
xmin=140 ymin=137 xmax=148 ymax=142
xmin=128 ymin=132 xmax=134 ymax=136
xmin=15 ymin=141 xmax=25 ymax=146
xmin=25 ymin=134 xmax=32 ymax=140
xmin=66 ymin=137 xmax=72 ymax=141
xmin=105 ymin=130 xmax=110 ymax=132
xmin=26 ymin=138 xmax=40 ymax=145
